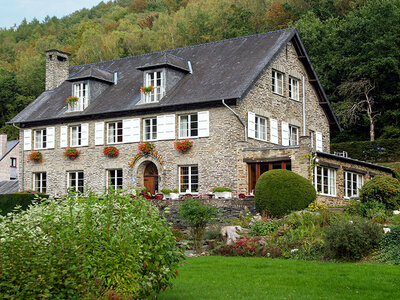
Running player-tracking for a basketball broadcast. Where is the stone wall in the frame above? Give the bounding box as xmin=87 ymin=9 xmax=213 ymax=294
xmin=45 ymin=50 xmax=70 ymax=91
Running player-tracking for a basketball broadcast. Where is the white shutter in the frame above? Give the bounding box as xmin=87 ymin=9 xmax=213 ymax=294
xmin=316 ymin=131 xmax=323 ymax=152
xmin=198 ymin=111 xmax=209 ymax=137
xmin=248 ymin=112 xmax=255 ymax=139
xmin=270 ymin=119 xmax=278 ymax=144
xmin=157 ymin=114 xmax=176 ymax=140
xmin=123 ymin=118 xmax=140 ymax=143
xmin=95 ymin=122 xmax=104 ymax=145
xmin=23 ymin=129 xmax=32 ymax=151
xmin=156 ymin=115 xmax=166 ymax=140
xmin=60 ymin=126 xmax=68 ymax=148
xmin=46 ymin=127 xmax=55 ymax=149
xmin=282 ymin=121 xmax=289 ymax=146
xmin=81 ymin=123 xmax=89 ymax=146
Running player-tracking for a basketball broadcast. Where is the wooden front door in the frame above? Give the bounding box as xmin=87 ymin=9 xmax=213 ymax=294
xmin=143 ymin=163 xmax=158 ymax=195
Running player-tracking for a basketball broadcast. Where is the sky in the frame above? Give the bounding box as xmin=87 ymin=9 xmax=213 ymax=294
xmin=0 ymin=0 xmax=103 ymax=29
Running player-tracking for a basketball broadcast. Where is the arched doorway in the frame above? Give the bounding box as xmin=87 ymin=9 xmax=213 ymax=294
xmin=143 ymin=162 xmax=158 ymax=195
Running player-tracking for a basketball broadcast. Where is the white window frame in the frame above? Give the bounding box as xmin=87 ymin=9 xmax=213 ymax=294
xmin=179 ymin=113 xmax=198 ymax=138
xmin=289 ymin=125 xmax=299 ymax=146
xmin=143 ymin=118 xmax=157 ymax=141
xmin=309 ymin=130 xmax=315 ymax=148
xmin=70 ymin=125 xmax=82 ymax=147
xmin=107 ymin=169 xmax=123 ymax=190
xmin=255 ymin=115 xmax=267 ymax=141
xmin=67 ymin=171 xmax=84 ymax=193
xmin=179 ymin=165 xmax=199 ymax=194
xmin=69 ymin=82 xmax=88 ymax=112
xmin=107 ymin=121 xmax=123 ymax=144
xmin=313 ymin=166 xmax=336 ymax=197
xmin=144 ymin=70 xmax=164 ymax=103
xmin=10 ymin=157 xmax=16 ymax=167
xmin=34 ymin=129 xmax=47 ymax=149
xmin=272 ymin=70 xmax=284 ymax=95
xmin=33 ymin=172 xmax=46 ymax=194
xmin=344 ymin=171 xmax=364 ymax=198
xmin=289 ymin=77 xmax=300 ymax=101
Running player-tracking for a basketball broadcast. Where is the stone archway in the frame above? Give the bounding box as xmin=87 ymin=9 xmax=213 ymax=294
xmin=130 ymin=155 xmax=163 ymax=194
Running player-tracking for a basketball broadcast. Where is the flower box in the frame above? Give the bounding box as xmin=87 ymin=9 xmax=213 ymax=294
xmin=28 ymin=151 xmax=42 ymax=163
xmin=161 ymin=188 xmax=179 ymax=200
xmin=103 ymin=146 xmax=119 ymax=157
xmin=66 ymin=96 xmax=79 ymax=106
xmin=212 ymin=187 xmax=233 ymax=199
xmin=140 ymin=85 xmax=154 ymax=94
xmin=175 ymin=139 xmax=193 ymax=153
xmin=138 ymin=141 xmax=155 ymax=155
xmin=63 ymin=147 xmax=80 ymax=160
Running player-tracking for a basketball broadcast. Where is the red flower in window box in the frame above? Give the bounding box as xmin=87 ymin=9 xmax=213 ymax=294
xmin=138 ymin=141 xmax=155 ymax=154
xmin=65 ymin=96 xmax=79 ymax=105
xmin=103 ymin=146 xmax=119 ymax=157
xmin=63 ymin=147 xmax=80 ymax=160
xmin=28 ymin=151 xmax=42 ymax=163
xmin=140 ymin=85 xmax=154 ymax=94
xmin=175 ymin=139 xmax=193 ymax=153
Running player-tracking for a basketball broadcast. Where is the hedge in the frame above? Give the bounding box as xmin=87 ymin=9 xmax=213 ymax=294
xmin=0 ymin=193 xmax=48 ymax=216
xmin=331 ymin=138 xmax=400 ymax=162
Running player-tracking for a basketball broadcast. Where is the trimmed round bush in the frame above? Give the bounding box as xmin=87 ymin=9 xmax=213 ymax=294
xmin=0 ymin=192 xmax=184 ymax=299
xmin=254 ymin=169 xmax=316 ymax=217
xmin=360 ymin=175 xmax=400 ymax=210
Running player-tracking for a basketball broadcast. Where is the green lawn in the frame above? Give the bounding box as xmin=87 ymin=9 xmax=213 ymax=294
xmin=157 ymin=256 xmax=400 ymax=300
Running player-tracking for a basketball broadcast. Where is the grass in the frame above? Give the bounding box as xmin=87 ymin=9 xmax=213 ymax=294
xmin=158 ymin=256 xmax=400 ymax=300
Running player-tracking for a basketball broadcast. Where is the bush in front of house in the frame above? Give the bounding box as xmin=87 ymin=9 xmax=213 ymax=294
xmin=359 ymin=175 xmax=400 ymax=210
xmin=323 ymin=215 xmax=383 ymax=261
xmin=0 ymin=192 xmax=48 ymax=216
xmin=249 ymin=220 xmax=278 ymax=236
xmin=254 ymin=169 xmax=316 ymax=217
xmin=0 ymin=192 xmax=184 ymax=299
xmin=378 ymin=225 xmax=400 ymax=264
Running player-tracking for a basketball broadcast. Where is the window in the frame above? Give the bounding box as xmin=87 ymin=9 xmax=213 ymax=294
xmin=68 ymin=171 xmax=84 ymax=193
xmin=107 ymin=121 xmax=123 ymax=144
xmin=144 ymin=118 xmax=157 ymax=140
xmin=272 ymin=70 xmax=284 ymax=95
xmin=248 ymin=161 xmax=291 ymax=193
xmin=70 ymin=125 xmax=82 ymax=146
xmin=34 ymin=129 xmax=47 ymax=149
xmin=107 ymin=169 xmax=123 ymax=190
xmin=255 ymin=115 xmax=267 ymax=140
xmin=313 ymin=166 xmax=336 ymax=196
xmin=289 ymin=77 xmax=300 ymax=100
xmin=33 ymin=172 xmax=46 ymax=193
xmin=179 ymin=114 xmax=198 ymax=138
xmin=179 ymin=165 xmax=199 ymax=193
xmin=309 ymin=130 xmax=315 ymax=148
xmin=144 ymin=71 xmax=164 ymax=103
xmin=289 ymin=125 xmax=299 ymax=146
xmin=10 ymin=157 xmax=16 ymax=167
xmin=68 ymin=83 xmax=88 ymax=112
xmin=344 ymin=171 xmax=364 ymax=198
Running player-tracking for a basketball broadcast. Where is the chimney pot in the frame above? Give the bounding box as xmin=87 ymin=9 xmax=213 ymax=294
xmin=45 ymin=49 xmax=71 ymax=90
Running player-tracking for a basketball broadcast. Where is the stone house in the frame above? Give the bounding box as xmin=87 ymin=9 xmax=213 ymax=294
xmin=9 ymin=28 xmax=392 ymax=204
xmin=0 ymin=134 xmax=19 ymax=193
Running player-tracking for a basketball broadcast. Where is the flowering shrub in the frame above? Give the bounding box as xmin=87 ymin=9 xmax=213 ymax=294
xmin=103 ymin=146 xmax=119 ymax=157
xmin=360 ymin=175 xmax=400 ymax=210
xmin=175 ymin=139 xmax=193 ymax=153
xmin=138 ymin=141 xmax=155 ymax=154
xmin=213 ymin=237 xmax=263 ymax=256
xmin=212 ymin=187 xmax=232 ymax=192
xmin=306 ymin=201 xmax=327 ymax=212
xmin=140 ymin=85 xmax=154 ymax=94
xmin=0 ymin=192 xmax=184 ymax=298
xmin=65 ymin=96 xmax=79 ymax=106
xmin=63 ymin=147 xmax=80 ymax=160
xmin=28 ymin=151 xmax=42 ymax=163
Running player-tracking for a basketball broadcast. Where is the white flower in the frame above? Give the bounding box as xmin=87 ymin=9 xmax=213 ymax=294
xmin=383 ymin=227 xmax=391 ymax=234
xmin=291 ymin=249 xmax=299 ymax=253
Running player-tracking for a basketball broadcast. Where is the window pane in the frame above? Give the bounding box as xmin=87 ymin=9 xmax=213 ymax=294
xmin=180 ymin=116 xmax=189 ymax=137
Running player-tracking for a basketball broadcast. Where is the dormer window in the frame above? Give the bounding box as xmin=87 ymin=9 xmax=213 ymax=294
xmin=68 ymin=83 xmax=88 ymax=112
xmin=144 ymin=71 xmax=164 ymax=103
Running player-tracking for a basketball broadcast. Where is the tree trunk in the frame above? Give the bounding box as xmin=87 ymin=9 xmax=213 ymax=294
xmin=370 ymin=118 xmax=375 ymax=141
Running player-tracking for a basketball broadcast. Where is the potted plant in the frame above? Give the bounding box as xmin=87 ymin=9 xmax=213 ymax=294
xmin=28 ymin=151 xmax=42 ymax=163
xmin=140 ymin=85 xmax=154 ymax=94
xmin=175 ymin=139 xmax=193 ymax=153
xmin=170 ymin=188 xmax=180 ymax=200
xmin=103 ymin=146 xmax=119 ymax=157
xmin=138 ymin=141 xmax=155 ymax=155
xmin=63 ymin=147 xmax=80 ymax=160
xmin=212 ymin=187 xmax=233 ymax=199
xmin=66 ymin=96 xmax=79 ymax=106
xmin=161 ymin=189 xmax=172 ymax=199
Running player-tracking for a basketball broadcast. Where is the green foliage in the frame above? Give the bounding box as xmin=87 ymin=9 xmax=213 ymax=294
xmin=254 ymin=169 xmax=316 ymax=217
xmin=0 ymin=192 xmax=48 ymax=216
xmin=212 ymin=237 xmax=263 ymax=257
xmin=249 ymin=220 xmax=278 ymax=236
xmin=360 ymin=175 xmax=400 ymax=210
xmin=224 ymin=208 xmax=253 ymax=228
xmin=212 ymin=187 xmax=232 ymax=192
xmin=324 ymin=215 xmax=383 ymax=261
xmin=161 ymin=188 xmax=172 ymax=195
xmin=0 ymin=192 xmax=184 ymax=299
xmin=379 ymin=225 xmax=400 ymax=264
xmin=178 ymin=198 xmax=219 ymax=253
xmin=306 ymin=201 xmax=327 ymax=212
xmin=344 ymin=199 xmax=361 ymax=215
xmin=359 ymin=200 xmax=388 ymax=221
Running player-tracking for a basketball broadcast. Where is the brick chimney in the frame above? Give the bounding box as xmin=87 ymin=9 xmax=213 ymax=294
xmin=45 ymin=49 xmax=71 ymax=90
xmin=0 ymin=134 xmax=7 ymax=157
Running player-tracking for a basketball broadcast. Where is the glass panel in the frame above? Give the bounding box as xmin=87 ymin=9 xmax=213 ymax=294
xmin=259 ymin=163 xmax=268 ymax=175
xmin=180 ymin=115 xmax=189 ymax=137
xmin=144 ymin=119 xmax=151 ymax=140
xmin=190 ymin=114 xmax=198 ymax=137
xmin=249 ymin=164 xmax=256 ymax=193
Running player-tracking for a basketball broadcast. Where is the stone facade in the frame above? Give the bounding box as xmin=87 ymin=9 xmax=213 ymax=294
xmin=45 ymin=50 xmax=70 ymax=91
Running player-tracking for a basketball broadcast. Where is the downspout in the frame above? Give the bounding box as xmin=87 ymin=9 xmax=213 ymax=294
xmin=222 ymin=99 xmax=247 ymax=141
xmin=12 ymin=123 xmax=23 ymax=191
xmin=302 ymin=76 xmax=306 ymax=136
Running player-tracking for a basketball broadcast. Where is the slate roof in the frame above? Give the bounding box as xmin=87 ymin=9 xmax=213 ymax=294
xmin=137 ymin=53 xmax=190 ymax=72
xmin=0 ymin=180 xmax=19 ymax=194
xmin=9 ymin=28 xmax=341 ymax=131
xmin=67 ymin=66 xmax=114 ymax=83
xmin=0 ymin=140 xmax=19 ymax=162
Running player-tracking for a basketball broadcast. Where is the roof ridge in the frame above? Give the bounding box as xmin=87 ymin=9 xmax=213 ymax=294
xmin=71 ymin=27 xmax=296 ymax=69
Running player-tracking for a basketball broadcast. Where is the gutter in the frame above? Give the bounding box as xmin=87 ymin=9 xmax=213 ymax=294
xmin=222 ymin=99 xmax=247 ymax=141
xmin=302 ymin=75 xmax=306 ymax=136
xmin=12 ymin=123 xmax=23 ymax=191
